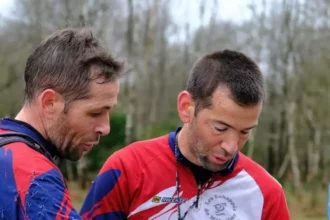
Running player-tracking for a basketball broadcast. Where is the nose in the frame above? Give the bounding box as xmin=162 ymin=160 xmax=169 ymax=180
xmin=220 ymin=132 xmax=239 ymax=157
xmin=95 ymin=123 xmax=110 ymax=136
xmin=95 ymin=115 xmax=111 ymax=136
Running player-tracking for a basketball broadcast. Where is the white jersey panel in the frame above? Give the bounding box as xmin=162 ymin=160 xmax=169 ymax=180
xmin=129 ymin=169 xmax=264 ymax=220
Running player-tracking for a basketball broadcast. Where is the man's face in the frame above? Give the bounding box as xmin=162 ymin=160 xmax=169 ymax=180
xmin=186 ymin=86 xmax=262 ymax=172
xmin=46 ymin=78 xmax=120 ymax=161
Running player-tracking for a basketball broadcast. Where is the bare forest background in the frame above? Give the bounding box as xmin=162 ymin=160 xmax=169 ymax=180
xmin=0 ymin=0 xmax=329 ymax=219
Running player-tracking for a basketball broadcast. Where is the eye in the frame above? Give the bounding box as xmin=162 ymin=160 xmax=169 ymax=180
xmin=241 ymin=130 xmax=251 ymax=135
xmin=214 ymin=127 xmax=228 ymax=132
xmin=90 ymin=112 xmax=102 ymax=117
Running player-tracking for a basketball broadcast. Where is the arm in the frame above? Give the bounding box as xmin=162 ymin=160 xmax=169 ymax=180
xmin=262 ymin=187 xmax=290 ymax=220
xmin=80 ymin=152 xmax=134 ymax=220
xmin=25 ymin=168 xmax=81 ymax=219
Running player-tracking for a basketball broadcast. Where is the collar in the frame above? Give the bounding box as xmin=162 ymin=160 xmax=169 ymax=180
xmin=168 ymin=127 xmax=239 ymax=180
xmin=0 ymin=117 xmax=59 ymax=160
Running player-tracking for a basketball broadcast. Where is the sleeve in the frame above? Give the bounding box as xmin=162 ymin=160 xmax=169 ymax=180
xmin=262 ymin=186 xmax=290 ymax=220
xmin=25 ymin=168 xmax=82 ymax=219
xmin=80 ymin=150 xmax=136 ymax=220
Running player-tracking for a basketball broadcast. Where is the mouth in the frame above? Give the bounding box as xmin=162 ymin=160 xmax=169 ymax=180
xmin=210 ymin=154 xmax=229 ymax=165
xmin=83 ymin=143 xmax=97 ymax=152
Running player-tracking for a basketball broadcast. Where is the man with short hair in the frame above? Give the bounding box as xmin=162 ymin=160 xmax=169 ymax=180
xmin=0 ymin=27 xmax=123 ymax=219
xmin=81 ymin=50 xmax=290 ymax=220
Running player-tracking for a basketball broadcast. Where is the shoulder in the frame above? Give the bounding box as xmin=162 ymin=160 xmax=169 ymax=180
xmin=0 ymin=141 xmax=69 ymax=214
xmin=3 ymin=141 xmax=59 ymax=174
xmin=101 ymin=134 xmax=171 ymax=171
xmin=238 ymin=152 xmax=283 ymax=195
xmin=118 ymin=134 xmax=170 ymax=156
xmin=1 ymin=141 xmax=63 ymax=192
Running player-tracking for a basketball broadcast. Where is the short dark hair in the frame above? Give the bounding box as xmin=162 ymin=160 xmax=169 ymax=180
xmin=186 ymin=50 xmax=265 ymax=115
xmin=24 ymin=27 xmax=123 ymax=112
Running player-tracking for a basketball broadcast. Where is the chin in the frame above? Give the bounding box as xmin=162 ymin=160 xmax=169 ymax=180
xmin=65 ymin=152 xmax=82 ymax=161
xmin=202 ymin=160 xmax=227 ymax=172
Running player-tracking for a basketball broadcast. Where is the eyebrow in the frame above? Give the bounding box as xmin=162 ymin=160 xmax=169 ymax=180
xmin=94 ymin=104 xmax=116 ymax=111
xmin=214 ymin=120 xmax=257 ymax=130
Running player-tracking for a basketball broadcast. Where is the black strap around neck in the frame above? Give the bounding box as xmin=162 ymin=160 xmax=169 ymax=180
xmin=0 ymin=132 xmax=56 ymax=164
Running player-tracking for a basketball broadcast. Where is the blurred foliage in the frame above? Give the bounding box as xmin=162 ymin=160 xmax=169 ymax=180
xmin=141 ymin=110 xmax=180 ymax=140
xmin=87 ymin=110 xmax=179 ymax=171
xmin=87 ymin=111 xmax=126 ymax=171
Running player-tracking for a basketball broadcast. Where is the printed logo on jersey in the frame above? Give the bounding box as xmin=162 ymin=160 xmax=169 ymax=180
xmin=152 ymin=196 xmax=161 ymax=203
xmin=151 ymin=196 xmax=188 ymax=204
xmin=204 ymin=194 xmax=237 ymax=220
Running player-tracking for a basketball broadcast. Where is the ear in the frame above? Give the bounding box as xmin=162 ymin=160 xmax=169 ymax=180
xmin=177 ymin=91 xmax=195 ymax=123
xmin=39 ymin=89 xmax=64 ymax=117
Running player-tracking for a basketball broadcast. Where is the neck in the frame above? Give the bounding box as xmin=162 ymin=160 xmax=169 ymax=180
xmin=15 ymin=104 xmax=48 ymax=140
xmin=177 ymin=125 xmax=201 ymax=166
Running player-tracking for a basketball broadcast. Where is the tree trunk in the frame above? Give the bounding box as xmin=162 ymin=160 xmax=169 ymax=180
xmin=287 ymin=101 xmax=301 ymax=190
xmin=124 ymin=0 xmax=136 ymax=144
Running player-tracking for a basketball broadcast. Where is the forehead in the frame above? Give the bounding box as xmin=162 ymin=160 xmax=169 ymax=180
xmin=72 ymin=79 xmax=120 ymax=109
xmin=199 ymin=87 xmax=262 ymax=127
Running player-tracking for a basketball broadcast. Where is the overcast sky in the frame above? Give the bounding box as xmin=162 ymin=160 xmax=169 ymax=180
xmin=0 ymin=0 xmax=255 ymax=22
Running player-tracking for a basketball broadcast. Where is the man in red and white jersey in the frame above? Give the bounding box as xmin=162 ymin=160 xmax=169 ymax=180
xmin=80 ymin=50 xmax=290 ymax=220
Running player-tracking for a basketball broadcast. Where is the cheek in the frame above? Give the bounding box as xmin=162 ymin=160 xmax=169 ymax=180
xmin=51 ymin=115 xmax=69 ymax=135
xmin=67 ymin=108 xmax=94 ymax=125
xmin=192 ymin=121 xmax=214 ymax=147
xmin=73 ymin=125 xmax=92 ymax=137
xmin=68 ymin=115 xmax=93 ymax=134
xmin=197 ymin=129 xmax=218 ymax=149
xmin=60 ymin=124 xmax=89 ymax=145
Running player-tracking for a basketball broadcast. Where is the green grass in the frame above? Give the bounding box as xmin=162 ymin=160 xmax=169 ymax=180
xmin=285 ymin=182 xmax=327 ymax=219
xmin=292 ymin=217 xmax=326 ymax=220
